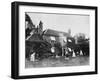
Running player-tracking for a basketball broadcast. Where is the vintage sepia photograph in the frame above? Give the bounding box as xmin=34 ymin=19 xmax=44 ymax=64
xmin=25 ymin=12 xmax=90 ymax=68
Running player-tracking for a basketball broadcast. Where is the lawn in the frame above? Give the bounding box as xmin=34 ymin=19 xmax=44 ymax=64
xmin=25 ymin=55 xmax=89 ymax=68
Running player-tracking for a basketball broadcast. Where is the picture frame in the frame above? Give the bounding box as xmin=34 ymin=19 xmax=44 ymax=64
xmin=11 ymin=1 xmax=98 ymax=79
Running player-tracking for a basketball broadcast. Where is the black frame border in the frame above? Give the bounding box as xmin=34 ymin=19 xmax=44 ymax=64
xmin=11 ymin=1 xmax=98 ymax=79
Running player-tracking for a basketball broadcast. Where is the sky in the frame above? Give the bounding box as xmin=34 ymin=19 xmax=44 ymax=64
xmin=27 ymin=12 xmax=90 ymax=37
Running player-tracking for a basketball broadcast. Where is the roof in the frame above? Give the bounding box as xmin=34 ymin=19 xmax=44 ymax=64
xmin=28 ymin=34 xmax=42 ymax=41
xmin=43 ymin=29 xmax=70 ymax=37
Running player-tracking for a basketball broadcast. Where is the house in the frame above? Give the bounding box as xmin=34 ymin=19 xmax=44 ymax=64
xmin=43 ymin=29 xmax=71 ymax=47
xmin=25 ymin=14 xmax=43 ymax=40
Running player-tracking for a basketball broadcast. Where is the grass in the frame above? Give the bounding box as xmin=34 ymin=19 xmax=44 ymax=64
xmin=25 ymin=55 xmax=89 ymax=68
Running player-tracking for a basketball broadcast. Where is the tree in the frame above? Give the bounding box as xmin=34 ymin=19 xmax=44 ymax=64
xmin=25 ymin=14 xmax=35 ymax=39
xmin=74 ymin=33 xmax=86 ymax=43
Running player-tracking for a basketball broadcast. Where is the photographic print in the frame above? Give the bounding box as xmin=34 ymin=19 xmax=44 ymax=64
xmin=11 ymin=2 xmax=97 ymax=79
xmin=25 ymin=12 xmax=90 ymax=68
